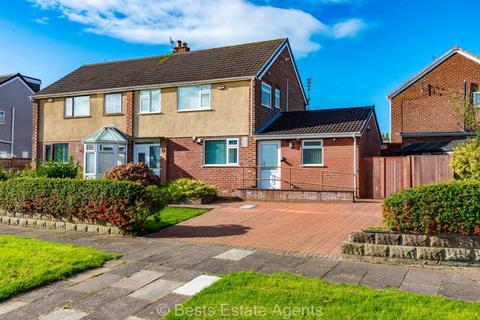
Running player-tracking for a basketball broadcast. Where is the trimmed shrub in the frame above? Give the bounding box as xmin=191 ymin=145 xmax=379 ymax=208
xmin=450 ymin=138 xmax=480 ymax=180
xmin=166 ymin=178 xmax=217 ymax=202
xmin=0 ymin=164 xmax=11 ymax=181
xmin=0 ymin=178 xmax=159 ymax=232
xmin=104 ymin=162 xmax=160 ymax=186
xmin=383 ymin=181 xmax=480 ymax=235
xmin=22 ymin=159 xmax=80 ymax=179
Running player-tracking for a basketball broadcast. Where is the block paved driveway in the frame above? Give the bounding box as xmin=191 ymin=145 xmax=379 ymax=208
xmin=1 ymin=225 xmax=480 ymax=320
xmin=151 ymin=201 xmax=383 ymax=255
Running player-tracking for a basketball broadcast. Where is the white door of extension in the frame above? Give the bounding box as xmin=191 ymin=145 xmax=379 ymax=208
xmin=134 ymin=143 xmax=160 ymax=176
xmin=258 ymin=141 xmax=281 ymax=189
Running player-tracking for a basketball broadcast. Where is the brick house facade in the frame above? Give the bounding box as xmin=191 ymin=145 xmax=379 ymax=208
xmin=32 ymin=38 xmax=381 ymax=197
xmin=388 ymin=47 xmax=480 ymax=147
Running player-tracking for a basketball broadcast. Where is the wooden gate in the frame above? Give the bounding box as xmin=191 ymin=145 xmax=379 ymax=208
xmin=360 ymin=155 xmax=453 ymax=199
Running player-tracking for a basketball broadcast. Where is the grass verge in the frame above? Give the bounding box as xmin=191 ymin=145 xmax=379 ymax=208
xmin=0 ymin=235 xmax=118 ymax=300
xmin=144 ymin=207 xmax=208 ymax=232
xmin=166 ymin=272 xmax=480 ymax=320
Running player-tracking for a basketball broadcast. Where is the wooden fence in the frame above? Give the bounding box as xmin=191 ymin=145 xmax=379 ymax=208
xmin=0 ymin=158 xmax=31 ymax=172
xmin=360 ymin=155 xmax=453 ymax=199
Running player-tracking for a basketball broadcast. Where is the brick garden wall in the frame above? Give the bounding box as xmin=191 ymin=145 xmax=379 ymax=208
xmin=391 ymin=53 xmax=480 ymax=144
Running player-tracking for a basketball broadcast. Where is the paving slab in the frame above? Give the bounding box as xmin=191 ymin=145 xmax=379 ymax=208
xmin=173 ymin=275 xmax=221 ymax=296
xmin=322 ymin=261 xmax=370 ymax=284
xmin=439 ymin=283 xmax=480 ymax=301
xmin=112 ymin=270 xmax=164 ymax=290
xmin=161 ymin=269 xmax=202 ymax=283
xmin=214 ymin=248 xmax=255 ymax=261
xmin=109 ymin=262 xmax=150 ymax=276
xmin=129 ymin=279 xmax=183 ymax=302
xmin=134 ymin=293 xmax=188 ymax=319
xmin=38 ymin=308 xmax=88 ymax=320
xmin=0 ymin=301 xmax=29 ymax=316
xmin=400 ymin=282 xmax=440 ymax=296
xmin=82 ymin=296 xmax=149 ymax=320
xmin=360 ymin=264 xmax=409 ymax=289
xmin=69 ymin=267 xmax=110 ymax=284
xmin=69 ymin=273 xmax=123 ymax=294
xmin=71 ymin=287 xmax=132 ymax=313
xmin=403 ymin=268 xmax=445 ymax=287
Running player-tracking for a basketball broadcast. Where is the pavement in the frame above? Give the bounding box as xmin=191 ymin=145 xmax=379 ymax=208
xmin=152 ymin=201 xmax=382 ymax=255
xmin=1 ymin=224 xmax=480 ymax=320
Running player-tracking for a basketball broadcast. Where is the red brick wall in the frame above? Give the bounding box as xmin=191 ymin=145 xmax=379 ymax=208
xmin=31 ymin=101 xmax=40 ymax=164
xmin=165 ymin=136 xmax=256 ymax=194
xmin=38 ymin=141 xmax=83 ymax=165
xmin=253 ymin=47 xmax=306 ymax=131
xmin=391 ymin=53 xmax=480 ymax=143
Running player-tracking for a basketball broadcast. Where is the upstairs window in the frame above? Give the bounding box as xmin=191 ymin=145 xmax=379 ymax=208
xmin=105 ymin=93 xmax=122 ymax=114
xmin=178 ymin=85 xmax=211 ymax=111
xmin=473 ymin=92 xmax=480 ymax=107
xmin=0 ymin=111 xmax=5 ymax=125
xmin=302 ymin=140 xmax=323 ymax=166
xmin=274 ymin=88 xmax=281 ymax=109
xmin=65 ymin=96 xmax=90 ymax=117
xmin=204 ymin=138 xmax=238 ymax=166
xmin=261 ymin=82 xmax=271 ymax=108
xmin=140 ymin=89 xmax=161 ymax=113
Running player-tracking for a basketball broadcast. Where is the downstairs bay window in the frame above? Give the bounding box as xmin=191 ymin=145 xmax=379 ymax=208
xmin=84 ymin=144 xmax=127 ymax=178
xmin=204 ymin=138 xmax=238 ymax=166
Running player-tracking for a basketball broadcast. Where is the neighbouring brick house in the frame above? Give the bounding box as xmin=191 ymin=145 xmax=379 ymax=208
xmin=0 ymin=73 xmax=41 ymax=158
xmin=388 ymin=46 xmax=480 ymax=154
xmin=32 ymin=38 xmax=381 ymax=197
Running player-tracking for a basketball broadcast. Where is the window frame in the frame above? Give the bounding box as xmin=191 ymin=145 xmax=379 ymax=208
xmin=51 ymin=143 xmax=69 ymax=163
xmin=177 ymin=85 xmax=212 ymax=112
xmin=261 ymin=82 xmax=272 ymax=108
xmin=473 ymin=92 xmax=480 ymax=108
xmin=139 ymin=89 xmax=161 ymax=114
xmin=104 ymin=93 xmax=123 ymax=115
xmin=203 ymin=137 xmax=239 ymax=167
xmin=0 ymin=111 xmax=5 ymax=125
xmin=274 ymin=88 xmax=281 ymax=109
xmin=65 ymin=96 xmax=90 ymax=118
xmin=301 ymin=139 xmax=324 ymax=167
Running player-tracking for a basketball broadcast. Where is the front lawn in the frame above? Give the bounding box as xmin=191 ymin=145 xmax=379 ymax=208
xmin=166 ymin=272 xmax=480 ymax=320
xmin=0 ymin=235 xmax=118 ymax=300
xmin=144 ymin=207 xmax=208 ymax=232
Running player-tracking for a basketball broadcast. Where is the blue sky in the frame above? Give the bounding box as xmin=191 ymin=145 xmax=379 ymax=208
xmin=0 ymin=0 xmax=478 ymax=134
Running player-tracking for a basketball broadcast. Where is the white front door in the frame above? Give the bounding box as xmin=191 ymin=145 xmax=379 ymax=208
xmin=134 ymin=144 xmax=160 ymax=176
xmin=258 ymin=141 xmax=281 ymax=189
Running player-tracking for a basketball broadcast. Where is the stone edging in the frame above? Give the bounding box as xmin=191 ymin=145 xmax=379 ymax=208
xmin=342 ymin=230 xmax=480 ymax=266
xmin=0 ymin=215 xmax=122 ymax=235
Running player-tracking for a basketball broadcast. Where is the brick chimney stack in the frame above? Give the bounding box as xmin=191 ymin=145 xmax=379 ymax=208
xmin=173 ymin=40 xmax=190 ymax=54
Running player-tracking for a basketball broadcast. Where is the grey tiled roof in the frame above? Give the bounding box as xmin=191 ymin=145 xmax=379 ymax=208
xmin=258 ymin=106 xmax=374 ymax=135
xmin=36 ymin=39 xmax=286 ymax=96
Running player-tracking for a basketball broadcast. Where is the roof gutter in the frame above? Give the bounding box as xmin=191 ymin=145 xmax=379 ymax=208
xmin=254 ymin=132 xmax=362 ymax=140
xmin=33 ymin=76 xmax=253 ymax=99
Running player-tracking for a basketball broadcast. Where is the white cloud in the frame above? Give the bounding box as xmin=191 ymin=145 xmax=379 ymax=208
xmin=30 ymin=0 xmax=366 ymax=57
xmin=331 ymin=18 xmax=366 ymax=38
xmin=34 ymin=16 xmax=50 ymax=24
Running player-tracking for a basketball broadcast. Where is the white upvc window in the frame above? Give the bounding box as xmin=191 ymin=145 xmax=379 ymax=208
xmin=65 ymin=96 xmax=90 ymax=117
xmin=178 ymin=85 xmax=211 ymax=111
xmin=84 ymin=143 xmax=127 ymax=179
xmin=204 ymin=138 xmax=239 ymax=166
xmin=261 ymin=82 xmax=272 ymax=108
xmin=473 ymin=92 xmax=480 ymax=107
xmin=302 ymin=140 xmax=324 ymax=166
xmin=105 ymin=93 xmax=122 ymax=114
xmin=274 ymin=88 xmax=281 ymax=109
xmin=140 ymin=89 xmax=161 ymax=113
xmin=0 ymin=111 xmax=5 ymax=125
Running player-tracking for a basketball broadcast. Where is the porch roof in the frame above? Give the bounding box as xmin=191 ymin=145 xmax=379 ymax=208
xmin=397 ymin=139 xmax=469 ymax=155
xmin=83 ymin=127 xmax=128 ymax=144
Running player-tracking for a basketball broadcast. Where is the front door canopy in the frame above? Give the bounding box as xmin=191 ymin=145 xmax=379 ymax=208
xmin=83 ymin=127 xmax=128 ymax=144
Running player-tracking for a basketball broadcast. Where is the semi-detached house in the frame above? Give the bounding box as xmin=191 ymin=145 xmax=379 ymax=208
xmin=32 ymin=38 xmax=381 ymax=198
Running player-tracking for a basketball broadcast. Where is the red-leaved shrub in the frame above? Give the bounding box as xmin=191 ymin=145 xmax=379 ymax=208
xmin=104 ymin=162 xmax=160 ymax=186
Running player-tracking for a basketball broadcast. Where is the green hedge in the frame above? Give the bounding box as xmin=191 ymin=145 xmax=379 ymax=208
xmin=383 ymin=181 xmax=480 ymax=235
xmin=0 ymin=178 xmax=162 ymax=232
xmin=165 ymin=178 xmax=217 ymax=202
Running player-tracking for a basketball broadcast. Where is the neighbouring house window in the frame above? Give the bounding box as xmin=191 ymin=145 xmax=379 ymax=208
xmin=302 ymin=140 xmax=323 ymax=166
xmin=0 ymin=111 xmax=5 ymax=125
xmin=65 ymin=96 xmax=90 ymax=117
xmin=178 ymin=85 xmax=211 ymax=111
xmin=204 ymin=138 xmax=238 ymax=166
xmin=261 ymin=82 xmax=272 ymax=108
xmin=274 ymin=89 xmax=281 ymax=109
xmin=52 ymin=143 xmax=69 ymax=163
xmin=140 ymin=89 xmax=161 ymax=113
xmin=473 ymin=92 xmax=480 ymax=107
xmin=105 ymin=93 xmax=122 ymax=114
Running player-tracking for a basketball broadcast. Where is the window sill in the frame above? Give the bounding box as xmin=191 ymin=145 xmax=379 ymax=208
xmin=203 ymin=164 xmax=240 ymax=168
xmin=302 ymin=164 xmax=325 ymax=168
xmin=103 ymin=113 xmax=125 ymax=117
xmin=139 ymin=112 xmax=163 ymax=115
xmin=261 ymin=104 xmax=272 ymax=109
xmin=64 ymin=116 xmax=91 ymax=119
xmin=178 ymin=108 xmax=213 ymax=113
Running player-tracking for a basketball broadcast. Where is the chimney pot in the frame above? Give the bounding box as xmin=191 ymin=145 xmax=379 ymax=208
xmin=176 ymin=40 xmax=182 ymax=47
xmin=172 ymin=40 xmax=190 ymax=54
